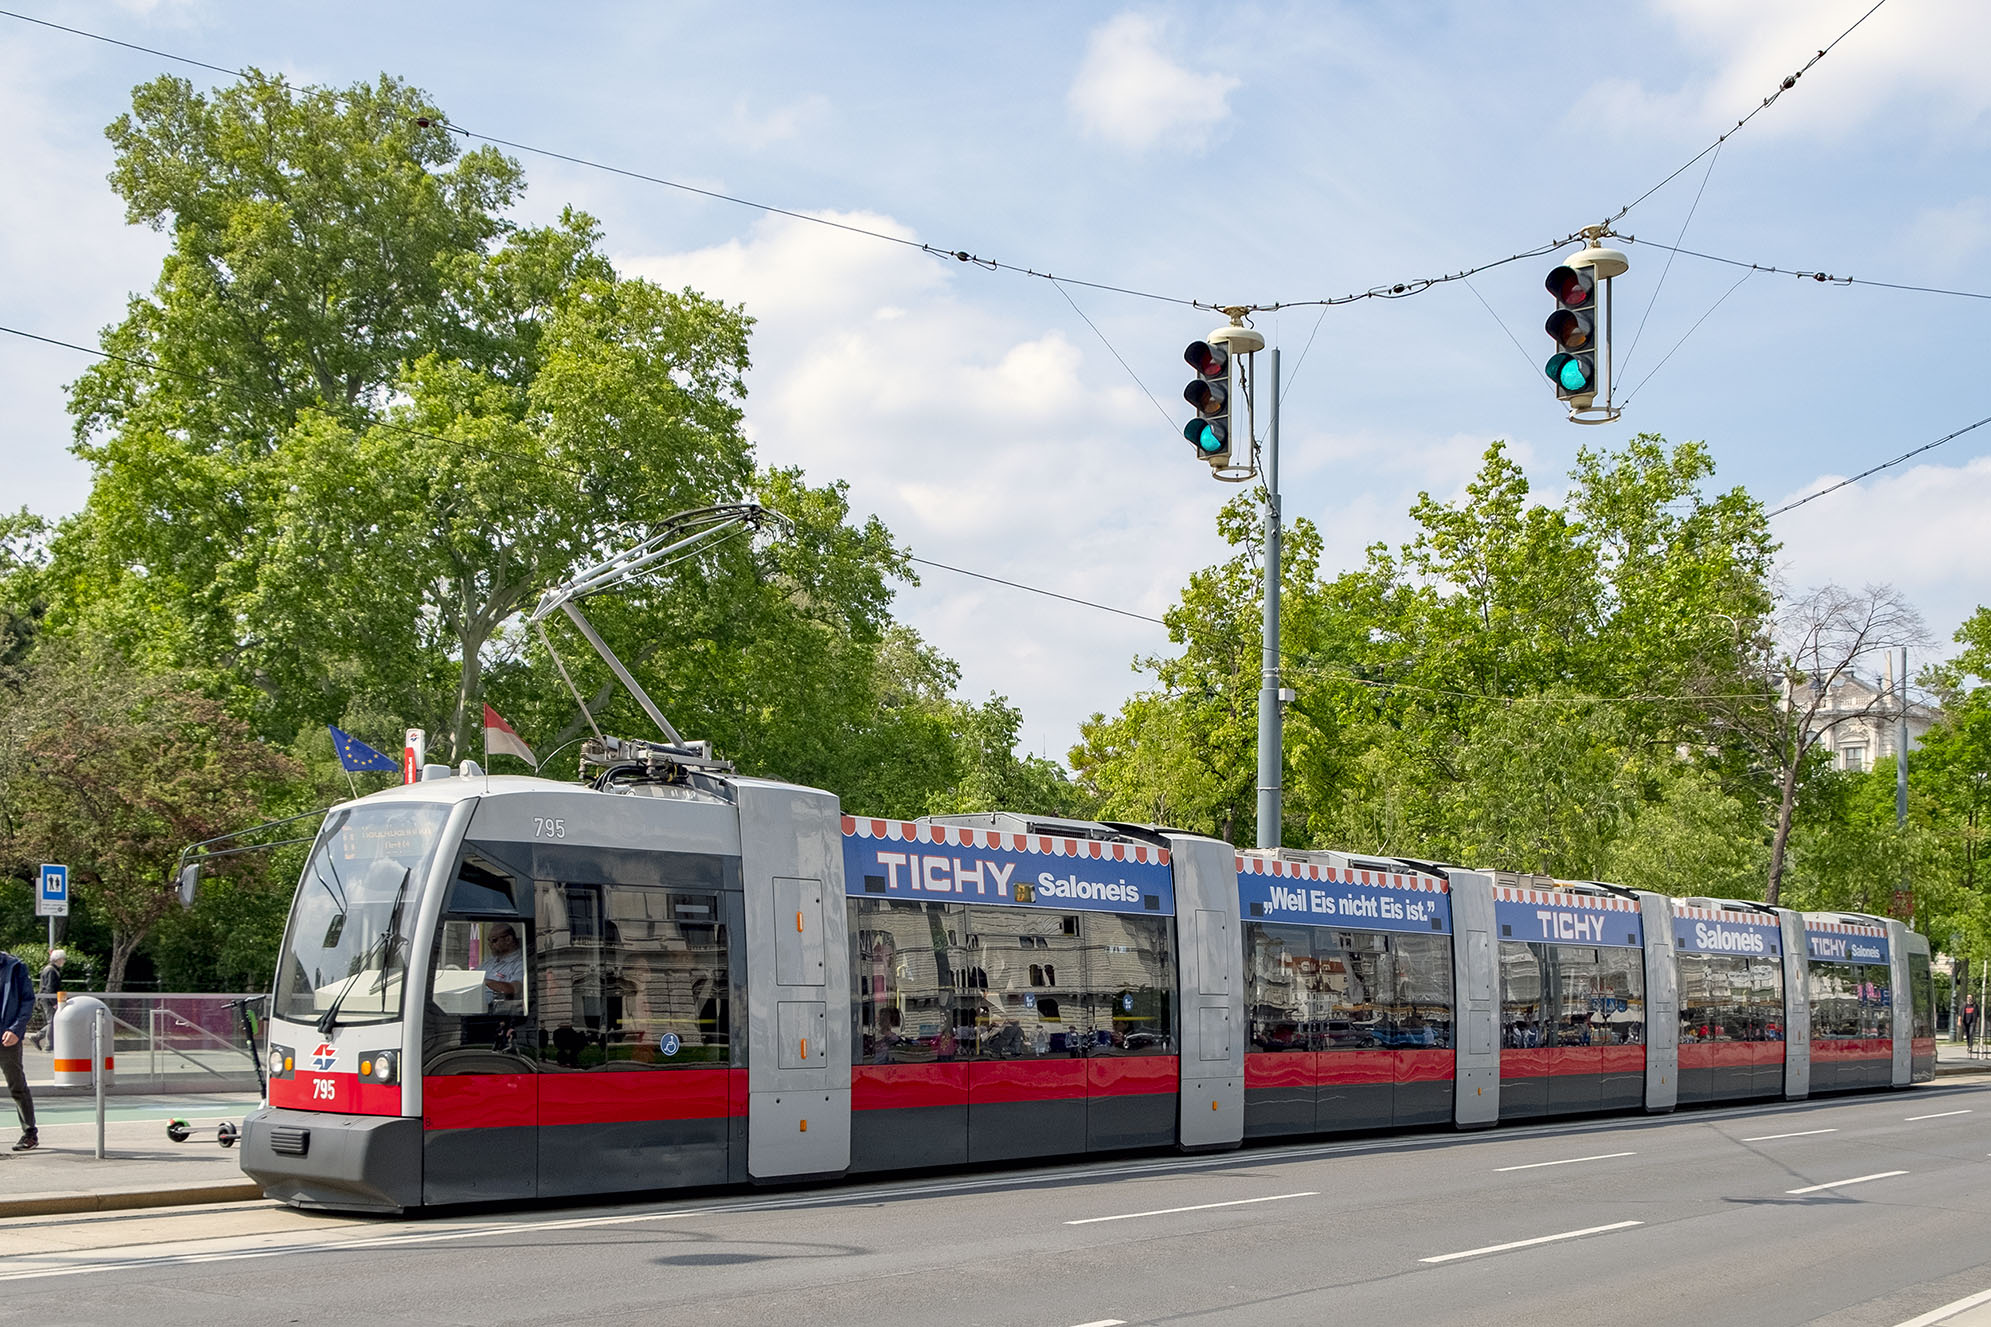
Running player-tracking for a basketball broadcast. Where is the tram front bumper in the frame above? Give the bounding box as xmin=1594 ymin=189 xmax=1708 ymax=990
xmin=240 ymin=1105 xmax=423 ymax=1212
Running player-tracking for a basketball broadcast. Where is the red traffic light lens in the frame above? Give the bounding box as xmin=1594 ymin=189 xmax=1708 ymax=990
xmin=1544 ymin=265 xmax=1592 ymax=306
xmin=1183 ymin=340 xmax=1227 ymax=378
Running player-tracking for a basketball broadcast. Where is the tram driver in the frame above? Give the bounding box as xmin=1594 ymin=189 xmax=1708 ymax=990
xmin=484 ymin=924 xmax=524 ymax=1011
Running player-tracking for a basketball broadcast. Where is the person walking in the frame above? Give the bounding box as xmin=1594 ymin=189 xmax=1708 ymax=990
xmin=30 ymin=949 xmax=64 ymax=1053
xmin=0 ymin=948 xmax=37 ymax=1152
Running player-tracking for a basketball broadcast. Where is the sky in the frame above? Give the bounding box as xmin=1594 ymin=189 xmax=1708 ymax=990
xmin=3 ymin=0 xmax=1988 ymax=766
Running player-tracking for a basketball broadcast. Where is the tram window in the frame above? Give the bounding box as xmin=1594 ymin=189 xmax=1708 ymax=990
xmin=1753 ymin=959 xmax=1786 ymax=1041
xmin=1081 ymin=912 xmax=1173 ymax=1056
xmin=1551 ymin=946 xmax=1602 ymax=1047
xmin=1246 ymin=923 xmax=1313 ymax=1053
xmin=1677 ymin=953 xmax=1714 ymax=1043
xmin=423 ymin=918 xmax=533 ymax=1065
xmin=1858 ymin=963 xmax=1893 ymax=1039
xmin=446 ymin=858 xmax=522 ymax=914
xmin=1910 ymin=951 xmax=1934 ymax=1039
xmin=849 ymin=899 xmax=969 ymax=1064
xmin=1388 ymin=933 xmax=1454 ymax=1049
xmin=1499 ymin=942 xmax=1545 ymax=1048
xmin=535 ymin=883 xmax=730 ymax=1068
xmin=1591 ymin=945 xmax=1644 ymax=1045
xmin=966 ymin=907 xmax=1083 ymax=1058
xmin=1809 ymin=961 xmax=1859 ymax=1038
xmin=1318 ymin=930 xmax=1390 ymax=1050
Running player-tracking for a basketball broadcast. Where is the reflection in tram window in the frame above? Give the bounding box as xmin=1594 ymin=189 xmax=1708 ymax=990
xmin=1590 ymin=945 xmax=1644 ymax=1045
xmin=850 ymin=899 xmax=969 ymax=1064
xmin=1243 ymin=925 xmax=1455 ymax=1051
xmin=1679 ymin=954 xmax=1782 ymax=1044
xmin=1081 ymin=912 xmax=1173 ymax=1056
xmin=1247 ymin=924 xmax=1314 ymax=1053
xmin=534 ymin=883 xmax=730 ymax=1068
xmin=1500 ymin=942 xmax=1544 ymax=1048
xmin=1552 ymin=946 xmax=1601 ymax=1047
xmin=1388 ymin=934 xmax=1455 ymax=1049
xmin=1320 ymin=931 xmax=1389 ymax=1050
xmin=967 ymin=907 xmax=1082 ymax=1057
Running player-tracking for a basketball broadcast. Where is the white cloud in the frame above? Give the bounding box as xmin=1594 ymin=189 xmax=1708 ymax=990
xmin=1067 ymin=12 xmax=1238 ymax=152
xmin=626 ymin=212 xmax=1229 ymax=761
xmin=1583 ymin=0 xmax=1991 ymax=144
xmin=1771 ymin=454 xmax=1991 ymax=651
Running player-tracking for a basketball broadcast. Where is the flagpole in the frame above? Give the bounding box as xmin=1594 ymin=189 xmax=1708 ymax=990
xmin=344 ymin=769 xmax=359 ymax=800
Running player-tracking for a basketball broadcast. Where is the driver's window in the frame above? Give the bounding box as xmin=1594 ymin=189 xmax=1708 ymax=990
xmin=434 ymin=919 xmax=532 ymax=1017
xmin=424 ymin=850 xmax=535 ymax=1069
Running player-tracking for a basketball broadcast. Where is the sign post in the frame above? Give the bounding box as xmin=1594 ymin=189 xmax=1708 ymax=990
xmin=37 ymin=863 xmax=68 ymax=949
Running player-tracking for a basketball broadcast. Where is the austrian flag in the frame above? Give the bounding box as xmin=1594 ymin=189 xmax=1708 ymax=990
xmin=483 ymin=704 xmax=539 ymax=769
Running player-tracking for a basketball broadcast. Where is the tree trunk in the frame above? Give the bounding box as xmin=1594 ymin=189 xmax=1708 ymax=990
xmin=1765 ymin=764 xmax=1799 ymax=908
xmin=106 ymin=928 xmax=142 ymax=993
xmin=452 ymin=614 xmax=492 ymax=764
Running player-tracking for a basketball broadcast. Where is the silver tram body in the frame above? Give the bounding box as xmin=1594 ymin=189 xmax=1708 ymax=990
xmin=240 ymin=767 xmax=1936 ymax=1213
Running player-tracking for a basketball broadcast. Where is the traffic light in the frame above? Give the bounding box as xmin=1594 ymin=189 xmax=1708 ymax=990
xmin=1543 ymin=263 xmax=1597 ymax=404
xmin=1183 ymin=339 xmax=1231 ymax=465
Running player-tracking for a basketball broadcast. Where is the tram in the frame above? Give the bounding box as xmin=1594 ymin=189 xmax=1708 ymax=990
xmin=240 ymin=753 xmax=1937 ymax=1213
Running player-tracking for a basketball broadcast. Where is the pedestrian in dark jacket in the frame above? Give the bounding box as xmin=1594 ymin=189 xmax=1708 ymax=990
xmin=30 ymin=948 xmax=64 ymax=1052
xmin=0 ymin=949 xmax=37 ymax=1151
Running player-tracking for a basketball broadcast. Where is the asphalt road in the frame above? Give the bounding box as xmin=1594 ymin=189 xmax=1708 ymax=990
xmin=8 ymin=1082 xmax=1991 ymax=1327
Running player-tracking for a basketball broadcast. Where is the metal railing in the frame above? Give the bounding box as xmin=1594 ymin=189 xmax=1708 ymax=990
xmin=31 ymin=992 xmax=265 ymax=1092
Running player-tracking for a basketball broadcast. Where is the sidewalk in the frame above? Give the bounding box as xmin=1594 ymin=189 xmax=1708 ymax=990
xmin=0 ymin=1097 xmax=265 ymax=1218
xmin=1936 ymin=1039 xmax=1991 ymax=1074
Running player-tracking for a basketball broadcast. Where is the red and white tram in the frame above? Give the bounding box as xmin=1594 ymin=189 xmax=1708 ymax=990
xmin=240 ymin=760 xmax=1936 ymax=1212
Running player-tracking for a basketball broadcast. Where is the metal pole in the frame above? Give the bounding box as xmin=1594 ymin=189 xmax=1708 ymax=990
xmin=93 ymin=1008 xmax=107 ymax=1159
xmin=1896 ymin=647 xmax=1911 ymax=825
xmin=1255 ymin=348 xmax=1283 ymax=850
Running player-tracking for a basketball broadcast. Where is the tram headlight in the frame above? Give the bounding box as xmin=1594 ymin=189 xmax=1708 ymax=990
xmin=269 ymin=1045 xmax=294 ymax=1080
xmin=370 ymin=1051 xmax=398 ymax=1085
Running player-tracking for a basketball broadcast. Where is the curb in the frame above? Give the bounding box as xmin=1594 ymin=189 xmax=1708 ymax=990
xmin=0 ymin=1181 xmax=265 ymax=1219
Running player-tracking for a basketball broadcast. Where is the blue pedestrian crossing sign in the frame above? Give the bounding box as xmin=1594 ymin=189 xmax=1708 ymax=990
xmin=37 ymin=864 xmax=68 ymax=918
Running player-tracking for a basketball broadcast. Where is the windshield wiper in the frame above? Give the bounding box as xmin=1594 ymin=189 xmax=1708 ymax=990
xmin=316 ymin=867 xmax=411 ymax=1037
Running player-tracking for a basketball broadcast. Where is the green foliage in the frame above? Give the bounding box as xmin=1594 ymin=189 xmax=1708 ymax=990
xmin=1603 ymin=767 xmax=1768 ymax=899
xmin=1075 ymin=435 xmax=1784 ymax=885
xmin=9 ymin=68 xmax=1077 ymax=993
xmin=0 ymin=644 xmax=302 ymax=988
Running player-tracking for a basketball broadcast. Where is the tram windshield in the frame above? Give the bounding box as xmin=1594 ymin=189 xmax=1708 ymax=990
xmin=274 ymin=802 xmax=450 ymax=1026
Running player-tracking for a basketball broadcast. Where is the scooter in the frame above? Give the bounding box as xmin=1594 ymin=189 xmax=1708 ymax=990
xmin=164 ymin=996 xmax=266 ymax=1149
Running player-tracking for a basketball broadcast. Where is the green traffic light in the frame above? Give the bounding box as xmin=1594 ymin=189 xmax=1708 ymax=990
xmin=1545 ymin=352 xmax=1594 ymax=393
xmin=1195 ymin=423 xmax=1222 ymax=454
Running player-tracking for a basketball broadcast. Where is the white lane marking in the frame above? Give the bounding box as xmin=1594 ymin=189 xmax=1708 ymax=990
xmin=1906 ymin=1109 xmax=1973 ymax=1122
xmin=1786 ymin=1170 xmax=1909 ymax=1195
xmin=1068 ymin=1321 xmax=1127 ymax=1327
xmin=1742 ymin=1128 xmax=1839 ymax=1142
xmin=1064 ymin=1192 xmax=1318 ymax=1226
xmin=1892 ymin=1285 xmax=1991 ymax=1327
xmin=1494 ymin=1151 xmax=1635 ymax=1172
xmin=1420 ymin=1220 xmax=1643 ymax=1264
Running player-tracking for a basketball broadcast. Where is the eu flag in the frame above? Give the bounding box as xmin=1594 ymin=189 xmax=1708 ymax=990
xmin=328 ymin=725 xmax=398 ymax=773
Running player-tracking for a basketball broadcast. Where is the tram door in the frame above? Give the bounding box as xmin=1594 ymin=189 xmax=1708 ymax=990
xmin=421 ymin=851 xmax=540 ymax=1205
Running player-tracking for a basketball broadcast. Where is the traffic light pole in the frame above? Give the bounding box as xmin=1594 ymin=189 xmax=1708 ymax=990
xmin=1255 ymin=348 xmax=1283 ymax=850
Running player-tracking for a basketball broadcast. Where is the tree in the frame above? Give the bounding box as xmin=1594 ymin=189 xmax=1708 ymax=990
xmin=1914 ymin=608 xmax=1991 ymax=954
xmin=1077 ymin=436 xmax=1779 ymax=874
xmin=0 ymin=647 xmax=300 ymax=988
xmin=1701 ymin=583 xmax=1926 ymax=906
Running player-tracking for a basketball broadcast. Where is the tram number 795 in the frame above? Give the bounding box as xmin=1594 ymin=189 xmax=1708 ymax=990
xmin=312 ymin=1078 xmax=336 ymax=1101
xmin=533 ymin=817 xmax=567 ymax=839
